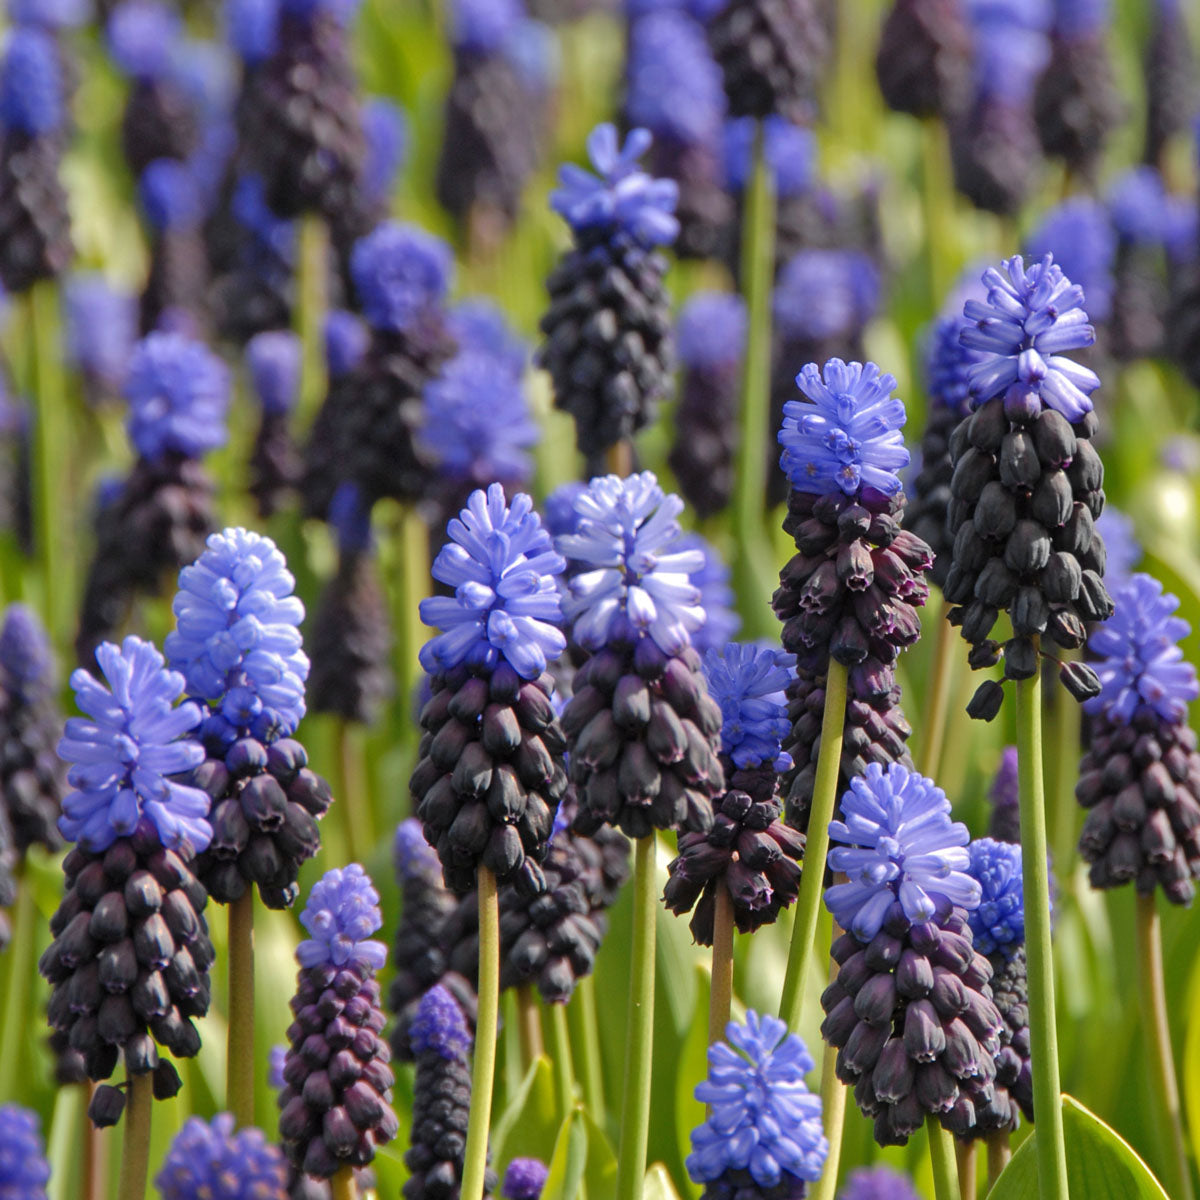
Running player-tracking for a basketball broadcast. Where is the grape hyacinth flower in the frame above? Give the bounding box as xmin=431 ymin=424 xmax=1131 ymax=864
xmin=410 ymin=484 xmax=570 ymax=894
xmin=308 ymin=484 xmax=393 ymax=725
xmin=108 ymin=1 xmax=197 ymax=175
xmin=874 ymin=0 xmax=971 ymax=121
xmin=155 ymin=1113 xmax=288 ymax=1198
xmin=404 ymin=985 xmax=498 ymax=1200
xmin=1033 ymin=0 xmax=1123 ymax=180
xmin=40 ymin=637 xmax=215 ymax=1124
xmin=965 ymin=837 xmax=1024 ymax=958
xmin=705 ymin=0 xmax=827 ymax=121
xmin=504 ymin=1158 xmax=549 ymax=1200
xmin=819 ymin=764 xmax=1007 ymax=1145
xmin=304 ymin=221 xmax=456 ymax=520
xmin=837 ymin=1165 xmax=921 ymax=1200
xmin=664 ymin=643 xmax=805 ymax=944
xmin=1026 ymin=195 xmax=1117 ymax=328
xmin=435 ymin=0 xmax=542 ymax=240
xmin=65 ymin=274 xmax=138 ymax=406
xmin=668 ymin=292 xmax=747 ymax=519
xmin=278 ymin=865 xmax=398 ymax=1179
xmin=1108 ymin=166 xmax=1174 ymax=363
xmin=76 ymin=332 xmax=229 ymax=666
xmin=537 ymin=124 xmax=678 ymax=465
xmin=1077 ymin=573 xmax=1200 ymax=903
xmin=0 ymin=1103 xmax=51 ymax=1198
xmin=558 ymin=472 xmax=725 ymax=838
xmin=387 ymin=819 xmax=478 ymax=1060
xmin=1094 ymin=507 xmax=1140 ymax=594
xmin=239 ymin=0 xmax=365 ymax=219
xmin=905 ymin=271 xmax=990 ymax=588
xmin=625 ymin=9 xmax=730 ymax=260
xmin=988 ymin=746 xmax=1021 ymax=843
xmin=138 ymin=157 xmax=212 ymax=335
xmin=773 ymin=359 xmax=932 ymax=702
xmin=682 ymin=533 xmax=742 ymax=655
xmin=246 ymin=329 xmax=303 ymax=518
xmin=0 ymin=26 xmax=73 ymax=293
xmin=686 ymin=1011 xmax=829 ymax=1196
xmin=1143 ymin=0 xmax=1196 ymax=169
xmin=167 ymin=527 xmax=331 ymax=909
xmin=944 ymin=254 xmax=1111 ymax=718
xmin=0 ymin=605 xmax=65 ymax=856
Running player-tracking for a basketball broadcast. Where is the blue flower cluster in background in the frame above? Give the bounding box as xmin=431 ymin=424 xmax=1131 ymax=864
xmin=702 ymin=642 xmax=795 ymax=771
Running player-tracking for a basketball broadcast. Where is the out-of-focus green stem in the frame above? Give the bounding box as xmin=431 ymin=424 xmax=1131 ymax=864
xmin=928 ymin=1118 xmax=962 ymax=1200
xmin=331 ymin=1164 xmax=357 ymax=1200
xmin=614 ymin=836 xmax=657 ymax=1200
xmin=808 ymin=1036 xmax=848 ymax=1200
xmin=461 ymin=867 xmax=500 ymax=1200
xmin=1015 ymin=655 xmax=1069 ymax=1200
xmin=921 ymin=119 xmax=955 ymax=307
xmin=1136 ymin=893 xmax=1196 ymax=1200
xmin=396 ymin=505 xmax=430 ymax=739
xmin=918 ymin=599 xmax=957 ymax=781
xmin=731 ymin=119 xmax=779 ymax=641
xmin=549 ymin=1001 xmax=576 ymax=1112
xmin=228 ymin=892 xmax=255 ymax=1129
xmin=779 ymin=661 xmax=848 ymax=1030
xmin=708 ymin=885 xmax=734 ymax=1048
xmin=296 ymin=215 xmax=328 ymax=422
xmin=1046 ymin=666 xmax=1081 ymax=892
xmin=0 ymin=872 xmax=33 ymax=1100
xmin=117 ymin=1073 xmax=153 ymax=1200
xmin=516 ymin=984 xmax=544 ymax=1069
xmin=83 ymin=1084 xmax=106 ymax=1200
xmin=335 ymin=718 xmax=370 ymax=863
xmin=570 ymin=975 xmax=606 ymax=1130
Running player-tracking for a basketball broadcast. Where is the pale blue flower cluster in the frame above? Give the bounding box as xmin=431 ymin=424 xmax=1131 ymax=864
xmin=297 ymin=863 xmax=388 ymax=971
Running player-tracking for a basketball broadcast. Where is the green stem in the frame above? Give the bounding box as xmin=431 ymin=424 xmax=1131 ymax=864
xmin=918 ymin=601 xmax=956 ymax=780
xmin=0 ymin=871 xmax=34 ymax=1101
xmin=549 ymin=1001 xmax=576 ymax=1113
xmin=228 ymin=892 xmax=255 ymax=1129
xmin=1135 ymin=893 xmax=1196 ymax=1200
xmin=731 ymin=119 xmax=779 ymax=641
xmin=336 ymin=718 xmax=370 ymax=863
xmin=83 ymin=1083 xmax=106 ymax=1200
xmin=614 ymin=836 xmax=658 ymax=1200
xmin=1046 ymin=667 xmax=1081 ymax=893
xmin=516 ymin=984 xmax=545 ymax=1069
xmin=331 ymin=1164 xmax=357 ymax=1200
xmin=927 ymin=1118 xmax=962 ymax=1200
xmin=296 ymin=215 xmax=328 ymax=423
xmin=1015 ymin=660 xmax=1069 ymax=1200
xmin=117 ymin=1072 xmax=153 ymax=1200
xmin=462 ymin=867 xmax=500 ymax=1200
xmin=808 ymin=1036 xmax=848 ymax=1200
xmin=396 ymin=506 xmax=430 ymax=744
xmin=570 ymin=975 xmax=606 ymax=1130
xmin=779 ymin=661 xmax=849 ymax=1030
xmin=986 ymin=1132 xmax=1011 ymax=1191
xmin=921 ymin=118 xmax=955 ymax=308
xmin=956 ymin=1139 xmax=978 ymax=1199
xmin=708 ymin=885 xmax=734 ymax=1048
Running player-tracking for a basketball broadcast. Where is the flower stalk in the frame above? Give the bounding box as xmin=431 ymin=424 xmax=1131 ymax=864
xmin=296 ymin=214 xmax=327 ymax=421
xmin=228 ymin=892 xmax=255 ymax=1129
xmin=708 ymin=886 xmax=735 ymax=1047
xmin=808 ymin=1037 xmax=848 ymax=1200
xmin=779 ymin=660 xmax=848 ymax=1029
xmin=571 ymin=976 xmax=606 ymax=1130
xmin=986 ymin=1131 xmax=1011 ymax=1190
xmin=117 ymin=1073 xmax=153 ymax=1200
xmin=516 ymin=984 xmax=545 ymax=1068
xmin=549 ymin=1001 xmax=576 ymax=1112
xmin=331 ymin=1164 xmax=357 ymax=1200
xmin=927 ymin=1117 xmax=962 ymax=1200
xmin=461 ymin=866 xmax=500 ymax=1200
xmin=1015 ymin=657 xmax=1069 ymax=1200
xmin=918 ymin=603 xmax=957 ymax=780
xmin=615 ymin=835 xmax=658 ymax=1200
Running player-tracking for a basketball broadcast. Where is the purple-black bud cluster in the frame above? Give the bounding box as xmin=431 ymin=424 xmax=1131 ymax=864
xmin=874 ymin=0 xmax=971 ymax=121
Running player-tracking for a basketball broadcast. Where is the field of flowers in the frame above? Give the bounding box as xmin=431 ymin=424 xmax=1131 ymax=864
xmin=0 ymin=0 xmax=1199 ymax=1199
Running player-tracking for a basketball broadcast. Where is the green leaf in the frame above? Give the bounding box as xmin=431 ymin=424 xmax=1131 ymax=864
xmin=541 ymin=1108 xmax=589 ymax=1200
xmin=492 ymin=1056 xmax=559 ymax=1167
xmin=986 ymin=1095 xmax=1170 ymax=1200
xmin=1184 ymin=948 xmax=1200 ymax=1168
xmin=644 ymin=1162 xmax=685 ymax=1200
xmin=582 ymin=1109 xmax=618 ymax=1200
xmin=673 ymin=963 xmax=711 ymax=1200
xmin=370 ymin=1145 xmax=409 ymax=1196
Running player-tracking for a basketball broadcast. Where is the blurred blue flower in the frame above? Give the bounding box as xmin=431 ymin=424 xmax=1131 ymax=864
xmin=107 ymin=0 xmax=181 ymax=80
xmin=0 ymin=27 xmax=63 ymax=135
xmin=550 ymin=123 xmax=679 ymax=247
xmin=350 ymin=221 xmax=454 ymax=335
xmin=778 ymin=358 xmax=909 ymax=498
xmin=447 ymin=298 xmax=527 ymax=375
xmin=1108 ymin=166 xmax=1173 ymax=246
xmin=677 ymin=291 xmax=746 ymax=371
xmin=502 ymin=17 xmax=559 ymax=95
xmin=246 ymin=330 xmax=302 ymax=416
xmin=703 ymin=643 xmax=795 ymax=771
xmin=268 ymin=1043 xmax=287 ymax=1090
xmin=1027 ymin=196 xmax=1116 ymax=325
xmin=361 ymin=97 xmax=408 ymax=209
xmin=966 ymin=836 xmax=1024 ymax=957
xmin=410 ymin=983 xmax=473 ymax=1060
xmin=961 ymin=253 xmax=1100 ymax=420
xmin=723 ymin=116 xmax=814 ymax=196
xmin=65 ymin=274 xmax=137 ymax=393
xmin=279 ymin=0 xmax=361 ymax=21
xmin=825 ymin=762 xmax=980 ymax=941
xmin=297 ymin=863 xmax=387 ymax=971
xmin=324 ymin=309 xmax=368 ymax=378
xmin=1086 ymin=573 xmax=1199 ymax=726
xmin=170 ymin=38 xmax=237 ymax=122
xmin=393 ymin=816 xmax=439 ymax=881
xmin=503 ymin=1158 xmax=549 ymax=1200
xmin=450 ymin=0 xmax=522 ymax=51
xmin=328 ymin=482 xmax=372 ymax=555
xmin=966 ymin=0 xmax=1051 ymax=103
xmin=166 ymin=527 xmax=309 ymax=737
xmin=773 ymin=249 xmax=880 ymax=341
xmin=687 ymin=1011 xmax=828 ymax=1190
xmin=0 ymin=604 xmax=52 ymax=690
xmin=925 ymin=271 xmax=989 ymax=417
xmin=156 ymin=1113 xmax=288 ymax=1200
xmin=7 ymin=0 xmax=89 ymax=28
xmin=543 ymin=480 xmax=586 ymax=540
xmin=140 ymin=159 xmax=206 ymax=231
xmin=58 ymin=636 xmax=210 ymax=853
xmin=0 ymin=1104 xmax=50 ymax=1199
xmin=1095 ymin=507 xmax=1140 ymax=593
xmin=232 ymin=174 xmax=296 ymax=267
xmin=124 ymin=333 xmax=230 ymax=462
xmin=626 ymin=10 xmax=725 ymax=148
xmin=225 ymin=0 xmax=279 ymax=65
xmin=837 ymin=1166 xmax=921 ymax=1200
xmin=681 ymin=532 xmax=741 ymax=653
xmin=420 ymin=484 xmax=566 ymax=679
xmin=558 ymin=472 xmax=705 ymax=655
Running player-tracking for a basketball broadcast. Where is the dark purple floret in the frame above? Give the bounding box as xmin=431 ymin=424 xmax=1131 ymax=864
xmin=875 ymin=0 xmax=971 ymax=120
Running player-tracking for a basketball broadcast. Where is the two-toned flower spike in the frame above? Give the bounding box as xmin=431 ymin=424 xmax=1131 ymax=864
xmin=819 ymin=763 xmax=1008 ymax=1146
xmin=411 ymin=483 xmax=570 ymax=894
xmin=945 ymin=253 xmax=1112 ymax=719
xmin=40 ymin=637 xmax=215 ymax=1126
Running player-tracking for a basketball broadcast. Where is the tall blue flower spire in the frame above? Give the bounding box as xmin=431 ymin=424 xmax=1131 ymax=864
xmin=965 ymin=837 xmax=1025 ymax=958
xmin=686 ymin=1012 xmax=828 ymax=1193
xmin=57 ymin=637 xmax=211 ymax=853
xmin=702 ymin=643 xmax=795 ymax=771
xmin=297 ymin=862 xmax=388 ymax=971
